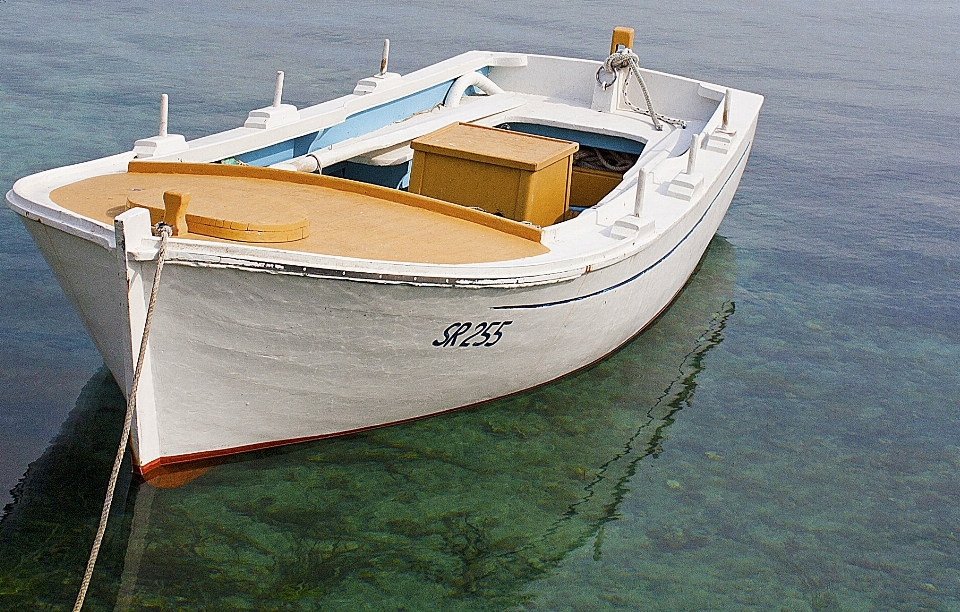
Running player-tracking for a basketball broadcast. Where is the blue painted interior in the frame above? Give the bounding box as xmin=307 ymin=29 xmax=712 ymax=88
xmin=235 ymin=140 xmax=296 ymax=166
xmin=323 ymin=161 xmax=411 ymax=190
xmin=495 ymin=123 xmax=646 ymax=155
xmin=234 ymin=82 xmax=452 ymax=165
xmin=298 ymin=81 xmax=454 ymax=156
xmin=230 ymin=68 xmax=494 ymax=169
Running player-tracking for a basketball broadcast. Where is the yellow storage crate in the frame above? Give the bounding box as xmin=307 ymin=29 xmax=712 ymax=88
xmin=409 ymin=122 xmax=578 ymax=227
xmin=570 ymin=166 xmax=624 ymax=209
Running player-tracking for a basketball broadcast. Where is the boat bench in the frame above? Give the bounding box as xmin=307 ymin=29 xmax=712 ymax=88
xmin=272 ymin=93 xmax=529 ymax=172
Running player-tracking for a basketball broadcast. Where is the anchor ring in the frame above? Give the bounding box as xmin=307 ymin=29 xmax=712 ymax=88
xmin=596 ymin=66 xmax=617 ymax=90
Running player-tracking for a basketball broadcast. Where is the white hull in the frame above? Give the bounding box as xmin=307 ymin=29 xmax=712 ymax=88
xmin=8 ymin=46 xmax=761 ymax=476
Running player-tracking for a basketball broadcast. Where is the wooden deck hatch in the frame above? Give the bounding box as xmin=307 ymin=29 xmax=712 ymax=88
xmin=125 ymin=186 xmax=310 ymax=242
xmin=408 ymin=122 xmax=578 ymax=227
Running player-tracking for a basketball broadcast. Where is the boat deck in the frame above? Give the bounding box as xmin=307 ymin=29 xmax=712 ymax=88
xmin=49 ymin=162 xmax=549 ymax=264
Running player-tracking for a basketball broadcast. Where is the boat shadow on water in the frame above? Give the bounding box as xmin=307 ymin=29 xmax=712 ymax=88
xmin=0 ymin=235 xmax=736 ymax=611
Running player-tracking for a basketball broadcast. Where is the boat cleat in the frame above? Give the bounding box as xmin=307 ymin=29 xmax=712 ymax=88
xmin=610 ymin=215 xmax=655 ymax=240
xmin=244 ymin=103 xmax=300 ymax=129
xmin=705 ymin=129 xmax=735 ymax=153
xmin=353 ymin=72 xmax=403 ymax=95
xmin=133 ymin=133 xmax=188 ymax=158
xmin=667 ymin=172 xmax=704 ymax=201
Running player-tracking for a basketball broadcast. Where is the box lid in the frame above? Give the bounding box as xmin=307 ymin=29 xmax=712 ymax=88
xmin=411 ymin=122 xmax=578 ymax=171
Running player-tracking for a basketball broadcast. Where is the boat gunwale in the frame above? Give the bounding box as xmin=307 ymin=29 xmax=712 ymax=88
xmin=7 ymin=50 xmax=763 ymax=288
xmin=7 ymin=134 xmax=756 ymax=292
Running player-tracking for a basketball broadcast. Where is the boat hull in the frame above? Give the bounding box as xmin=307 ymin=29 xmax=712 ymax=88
xmin=16 ymin=135 xmax=751 ymax=477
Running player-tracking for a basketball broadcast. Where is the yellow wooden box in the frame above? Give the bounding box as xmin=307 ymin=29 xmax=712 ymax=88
xmin=570 ymin=166 xmax=624 ymax=209
xmin=409 ymin=123 xmax=578 ymax=227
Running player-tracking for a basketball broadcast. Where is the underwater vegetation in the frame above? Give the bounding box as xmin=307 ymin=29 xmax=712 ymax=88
xmin=5 ymin=231 xmax=956 ymax=611
xmin=0 ymin=238 xmax=738 ymax=611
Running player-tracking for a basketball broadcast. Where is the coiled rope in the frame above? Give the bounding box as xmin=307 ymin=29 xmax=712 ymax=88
xmin=73 ymin=223 xmax=173 ymax=612
xmin=600 ymin=49 xmax=687 ymax=131
xmin=574 ymin=147 xmax=638 ymax=173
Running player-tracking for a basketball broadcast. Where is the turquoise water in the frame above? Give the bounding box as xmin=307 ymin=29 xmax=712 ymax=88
xmin=1 ymin=1 xmax=959 ymax=610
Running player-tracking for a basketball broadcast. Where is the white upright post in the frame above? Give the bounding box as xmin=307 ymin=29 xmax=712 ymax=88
xmin=380 ymin=39 xmax=390 ymax=76
xmin=273 ymin=71 xmax=285 ymax=108
xmin=634 ymin=168 xmax=648 ymax=217
xmin=721 ymin=89 xmax=731 ymax=132
xmin=244 ymin=70 xmax=300 ymax=129
xmin=158 ymin=94 xmax=168 ymax=138
xmin=687 ymin=133 xmax=700 ymax=175
xmin=706 ymin=90 xmax=737 ymax=153
xmin=133 ymin=93 xmax=187 ymax=157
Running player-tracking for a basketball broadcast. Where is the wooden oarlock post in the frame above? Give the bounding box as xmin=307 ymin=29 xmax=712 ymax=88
xmin=132 ymin=93 xmax=187 ymax=158
xmin=610 ymin=26 xmax=634 ymax=53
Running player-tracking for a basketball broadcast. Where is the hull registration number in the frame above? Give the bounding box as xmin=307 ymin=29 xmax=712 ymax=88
xmin=432 ymin=321 xmax=513 ymax=348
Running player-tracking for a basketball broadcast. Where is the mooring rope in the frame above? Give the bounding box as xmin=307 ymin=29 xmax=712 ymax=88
xmin=602 ymin=49 xmax=687 ymax=131
xmin=73 ymin=223 xmax=173 ymax=612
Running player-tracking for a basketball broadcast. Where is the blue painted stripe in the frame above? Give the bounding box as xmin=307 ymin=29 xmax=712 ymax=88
xmin=491 ymin=143 xmax=751 ymax=311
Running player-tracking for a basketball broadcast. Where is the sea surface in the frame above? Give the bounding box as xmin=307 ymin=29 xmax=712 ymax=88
xmin=1 ymin=0 xmax=958 ymax=610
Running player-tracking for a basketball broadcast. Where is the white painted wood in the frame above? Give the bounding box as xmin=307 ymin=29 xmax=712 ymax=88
xmin=634 ymin=168 xmax=649 ymax=216
xmin=353 ymin=72 xmax=403 ymax=95
xmin=244 ymin=104 xmax=300 ymax=130
xmin=132 ymin=134 xmax=188 ymax=158
xmin=158 ymin=93 xmax=168 ymax=138
xmin=6 ymin=46 xmax=763 ymax=471
xmin=114 ymin=208 xmax=162 ymax=466
xmin=687 ymin=132 xmax=701 ymax=174
xmin=443 ymin=72 xmax=505 ymax=107
xmin=272 ymin=71 xmax=285 ymax=108
xmin=380 ymin=39 xmax=390 ymax=76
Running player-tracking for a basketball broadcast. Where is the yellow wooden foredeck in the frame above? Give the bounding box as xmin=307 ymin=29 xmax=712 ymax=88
xmin=49 ymin=162 xmax=548 ymax=264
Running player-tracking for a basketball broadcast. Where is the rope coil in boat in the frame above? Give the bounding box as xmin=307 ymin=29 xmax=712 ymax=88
xmin=574 ymin=147 xmax=637 ymax=173
xmin=72 ymin=223 xmax=173 ymax=612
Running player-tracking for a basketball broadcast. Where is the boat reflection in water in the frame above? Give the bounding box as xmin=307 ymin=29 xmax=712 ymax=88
xmin=1 ymin=235 xmax=736 ymax=611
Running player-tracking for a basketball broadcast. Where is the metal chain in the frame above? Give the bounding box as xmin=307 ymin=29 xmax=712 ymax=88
xmin=73 ymin=223 xmax=173 ymax=612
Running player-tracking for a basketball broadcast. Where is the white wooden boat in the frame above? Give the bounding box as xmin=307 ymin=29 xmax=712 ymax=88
xmin=7 ymin=28 xmax=762 ymax=480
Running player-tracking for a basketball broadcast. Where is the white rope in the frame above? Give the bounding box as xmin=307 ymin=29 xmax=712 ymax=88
xmin=602 ymin=49 xmax=687 ymax=131
xmin=73 ymin=224 xmax=173 ymax=612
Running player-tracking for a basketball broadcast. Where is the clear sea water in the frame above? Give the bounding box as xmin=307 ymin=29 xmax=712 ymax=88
xmin=1 ymin=0 xmax=959 ymax=609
